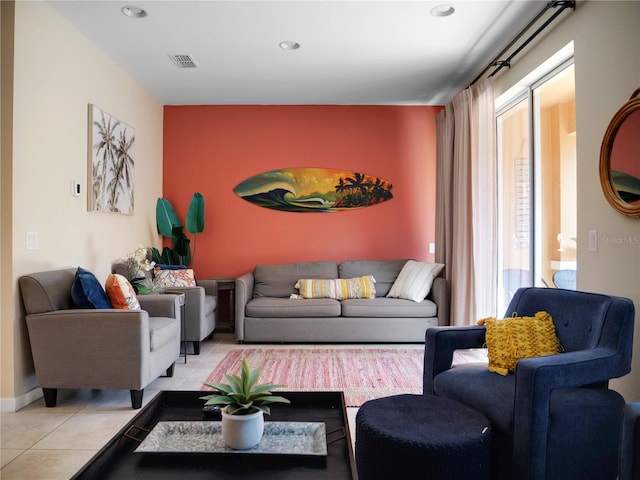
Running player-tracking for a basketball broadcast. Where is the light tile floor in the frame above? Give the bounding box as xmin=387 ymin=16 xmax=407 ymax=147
xmin=1 ymin=333 xmax=423 ymax=479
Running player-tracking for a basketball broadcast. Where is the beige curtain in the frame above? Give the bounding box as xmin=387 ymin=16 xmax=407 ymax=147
xmin=435 ymin=78 xmax=497 ymax=326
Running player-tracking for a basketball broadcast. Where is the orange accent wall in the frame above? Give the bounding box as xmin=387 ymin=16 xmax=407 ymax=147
xmin=163 ymin=105 xmax=442 ymax=278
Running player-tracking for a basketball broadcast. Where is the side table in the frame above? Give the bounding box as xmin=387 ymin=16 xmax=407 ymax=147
xmin=208 ymin=277 xmax=235 ymax=333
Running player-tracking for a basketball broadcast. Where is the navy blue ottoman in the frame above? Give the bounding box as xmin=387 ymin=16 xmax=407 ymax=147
xmin=355 ymin=394 xmax=491 ymax=480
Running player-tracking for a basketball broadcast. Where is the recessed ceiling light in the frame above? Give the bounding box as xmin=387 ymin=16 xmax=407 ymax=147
xmin=121 ymin=5 xmax=147 ymax=18
xmin=279 ymin=41 xmax=301 ymax=51
xmin=430 ymin=5 xmax=455 ymax=17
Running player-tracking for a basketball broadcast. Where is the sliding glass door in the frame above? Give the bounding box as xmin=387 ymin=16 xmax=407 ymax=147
xmin=497 ymin=96 xmax=532 ymax=312
xmin=497 ymin=62 xmax=576 ymax=313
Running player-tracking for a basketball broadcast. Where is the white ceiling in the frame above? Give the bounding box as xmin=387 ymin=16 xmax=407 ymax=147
xmin=49 ymin=1 xmax=548 ymax=105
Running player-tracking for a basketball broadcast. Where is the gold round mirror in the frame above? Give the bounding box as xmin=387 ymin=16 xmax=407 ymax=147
xmin=599 ymin=88 xmax=640 ymax=218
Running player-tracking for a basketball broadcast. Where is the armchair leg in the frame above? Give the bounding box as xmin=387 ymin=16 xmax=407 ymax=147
xmin=166 ymin=362 xmax=175 ymax=377
xmin=130 ymin=389 xmax=143 ymax=409
xmin=42 ymin=388 xmax=57 ymax=407
xmin=193 ymin=341 xmax=200 ymax=355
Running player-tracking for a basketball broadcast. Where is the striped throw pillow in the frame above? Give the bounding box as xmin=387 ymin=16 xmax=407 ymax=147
xmin=295 ymin=276 xmax=376 ymax=300
xmin=386 ymin=260 xmax=444 ymax=302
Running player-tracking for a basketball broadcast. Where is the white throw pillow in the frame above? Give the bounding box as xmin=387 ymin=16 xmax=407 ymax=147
xmin=386 ymin=260 xmax=444 ymax=303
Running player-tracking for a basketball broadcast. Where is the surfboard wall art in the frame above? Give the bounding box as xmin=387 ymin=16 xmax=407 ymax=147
xmin=233 ymin=168 xmax=393 ymax=213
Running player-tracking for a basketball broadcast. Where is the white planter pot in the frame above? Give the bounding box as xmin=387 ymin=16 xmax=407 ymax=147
xmin=221 ymin=409 xmax=265 ymax=450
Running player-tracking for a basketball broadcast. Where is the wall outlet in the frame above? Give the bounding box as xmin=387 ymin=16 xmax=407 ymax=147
xmin=429 ymin=242 xmax=435 ymax=254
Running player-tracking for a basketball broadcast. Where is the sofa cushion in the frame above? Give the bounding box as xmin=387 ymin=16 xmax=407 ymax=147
xmin=338 ymin=260 xmax=408 ymax=297
xmin=294 ymin=276 xmax=376 ymax=300
xmin=148 ymin=316 xmax=179 ymax=351
xmin=204 ymin=294 xmax=217 ymax=316
xmin=387 ymin=260 xmax=444 ymax=302
xmin=341 ymin=297 xmax=437 ymax=318
xmin=434 ymin=364 xmax=516 ymax=433
xmin=71 ymin=267 xmax=112 ymax=309
xmin=246 ymin=297 xmax=341 ymax=318
xmin=19 ymin=269 xmax=77 ymax=314
xmin=253 ymin=261 xmax=338 ymax=298
xmin=105 ymin=274 xmax=141 ymax=310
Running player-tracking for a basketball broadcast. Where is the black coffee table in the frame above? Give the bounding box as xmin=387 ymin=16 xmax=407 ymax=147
xmin=71 ymin=390 xmax=357 ymax=479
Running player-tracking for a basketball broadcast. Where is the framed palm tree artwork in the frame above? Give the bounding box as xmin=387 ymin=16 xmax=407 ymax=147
xmin=87 ymin=104 xmax=135 ymax=215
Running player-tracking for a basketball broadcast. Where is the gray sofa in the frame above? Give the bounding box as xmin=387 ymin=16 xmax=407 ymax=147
xmin=235 ymin=260 xmax=449 ymax=343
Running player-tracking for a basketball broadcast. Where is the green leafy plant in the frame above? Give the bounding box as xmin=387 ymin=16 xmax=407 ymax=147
xmin=200 ymin=357 xmax=290 ymax=415
xmin=152 ymin=193 xmax=204 ymax=266
xmin=115 ymin=245 xmax=162 ymax=294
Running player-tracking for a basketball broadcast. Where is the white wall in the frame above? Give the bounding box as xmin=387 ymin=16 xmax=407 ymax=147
xmin=496 ymin=1 xmax=640 ymax=400
xmin=1 ymin=1 xmax=164 ymax=410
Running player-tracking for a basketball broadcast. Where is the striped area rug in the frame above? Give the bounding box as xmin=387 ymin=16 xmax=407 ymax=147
xmin=202 ymin=348 xmax=424 ymax=407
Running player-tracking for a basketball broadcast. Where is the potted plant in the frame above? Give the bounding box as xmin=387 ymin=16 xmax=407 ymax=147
xmin=200 ymin=357 xmax=290 ymax=450
xmin=114 ymin=246 xmax=163 ymax=295
xmin=153 ymin=192 xmax=205 ymax=267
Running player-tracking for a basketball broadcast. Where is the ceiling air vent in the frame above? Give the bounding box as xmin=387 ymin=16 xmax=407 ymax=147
xmin=168 ymin=54 xmax=198 ymax=69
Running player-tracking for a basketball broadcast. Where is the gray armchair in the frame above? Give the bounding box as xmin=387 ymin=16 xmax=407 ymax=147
xmin=424 ymin=287 xmax=634 ymax=480
xmin=112 ymin=264 xmax=217 ymax=355
xmin=158 ymin=279 xmax=217 ymax=354
xmin=19 ymin=268 xmax=182 ymax=409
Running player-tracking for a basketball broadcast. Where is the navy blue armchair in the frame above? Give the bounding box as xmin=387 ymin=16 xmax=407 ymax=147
xmin=620 ymin=402 xmax=640 ymax=480
xmin=424 ymin=287 xmax=635 ymax=480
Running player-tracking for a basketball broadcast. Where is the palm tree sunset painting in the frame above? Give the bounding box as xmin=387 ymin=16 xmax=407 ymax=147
xmin=88 ymin=104 xmax=135 ymax=215
xmin=234 ymin=168 xmax=393 ymax=212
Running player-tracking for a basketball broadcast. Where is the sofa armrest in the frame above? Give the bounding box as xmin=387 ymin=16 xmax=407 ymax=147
xmin=25 ymin=309 xmax=152 ymax=389
xmin=160 ymin=287 xmax=205 ymax=328
xmin=235 ymin=272 xmax=254 ymax=342
xmin=197 ymin=278 xmax=218 ymax=297
xmin=423 ymin=325 xmax=486 ymax=394
xmin=430 ymin=276 xmax=450 ymax=326
xmin=513 ymin=347 xmax=628 ymax=479
xmin=137 ymin=293 xmax=181 ymax=319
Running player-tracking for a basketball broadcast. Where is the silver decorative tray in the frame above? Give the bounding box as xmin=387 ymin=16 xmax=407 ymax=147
xmin=134 ymin=421 xmax=327 ymax=456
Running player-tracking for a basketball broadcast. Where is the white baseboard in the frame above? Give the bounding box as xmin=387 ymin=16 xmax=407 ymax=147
xmin=0 ymin=387 xmax=42 ymax=412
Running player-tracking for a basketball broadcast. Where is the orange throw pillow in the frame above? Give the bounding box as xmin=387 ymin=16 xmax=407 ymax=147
xmin=105 ymin=274 xmax=141 ymax=310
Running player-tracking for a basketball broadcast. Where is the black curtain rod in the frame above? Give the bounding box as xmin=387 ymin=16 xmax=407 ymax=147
xmin=468 ymin=0 xmax=576 ymax=87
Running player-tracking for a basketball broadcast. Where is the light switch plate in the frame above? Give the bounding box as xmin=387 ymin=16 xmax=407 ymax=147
xmin=71 ymin=180 xmax=81 ymax=197
xmin=26 ymin=232 xmax=39 ymax=250
xmin=588 ymin=230 xmax=597 ymax=252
